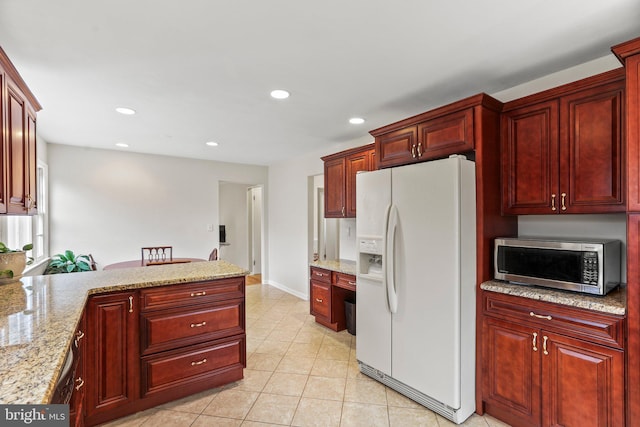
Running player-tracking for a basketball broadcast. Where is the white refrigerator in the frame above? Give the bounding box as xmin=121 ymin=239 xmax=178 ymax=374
xmin=355 ymin=155 xmax=476 ymax=424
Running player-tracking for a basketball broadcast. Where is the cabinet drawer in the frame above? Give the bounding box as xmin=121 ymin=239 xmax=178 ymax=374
xmin=140 ymin=277 xmax=245 ymax=311
xmin=310 ymin=267 xmax=331 ymax=284
xmin=483 ymin=291 xmax=624 ymax=349
xmin=141 ymin=298 xmax=244 ymax=355
xmin=311 ymin=282 xmax=330 ymax=318
xmin=141 ymin=335 xmax=245 ymax=398
xmin=334 ymin=272 xmax=356 ymax=291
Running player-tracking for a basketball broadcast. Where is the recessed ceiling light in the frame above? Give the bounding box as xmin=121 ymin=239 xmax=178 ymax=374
xmin=115 ymin=142 xmax=129 ymax=148
xmin=270 ymin=89 xmax=290 ymax=100
xmin=349 ymin=117 xmax=365 ymax=125
xmin=115 ymin=107 xmax=136 ymax=115
xmin=205 ymin=141 xmax=219 ymax=147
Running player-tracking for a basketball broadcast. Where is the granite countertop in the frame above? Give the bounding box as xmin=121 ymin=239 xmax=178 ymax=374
xmin=481 ymin=280 xmax=626 ymax=316
xmin=0 ymin=260 xmax=248 ymax=405
xmin=310 ymin=259 xmax=356 ymax=276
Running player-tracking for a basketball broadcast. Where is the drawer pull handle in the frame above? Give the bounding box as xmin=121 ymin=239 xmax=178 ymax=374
xmin=543 ymin=335 xmax=549 ymax=355
xmin=532 ymin=332 xmax=538 ymax=352
xmin=551 ymin=193 xmax=557 ymax=211
xmin=190 ymin=321 xmax=207 ymax=328
xmin=348 ymin=281 xmax=356 ymax=286
xmin=315 ymin=298 xmax=323 ymax=303
xmin=191 ymin=358 xmax=207 ymax=366
xmin=529 ymin=311 xmax=552 ymax=321
xmin=75 ymin=377 xmax=84 ymax=391
xmin=190 ymin=291 xmax=207 ymax=297
xmin=128 ymin=296 xmax=134 ymax=313
xmin=411 ymin=144 xmax=417 ymax=158
xmin=417 ymin=142 xmax=423 ymax=158
xmin=314 ymin=272 xmax=325 ymax=277
xmin=561 ymin=192 xmax=567 ymax=211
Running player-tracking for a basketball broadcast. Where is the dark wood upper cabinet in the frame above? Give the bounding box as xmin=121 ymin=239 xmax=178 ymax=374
xmin=371 ymin=94 xmax=501 ymax=169
xmin=374 ymin=126 xmax=417 ymax=168
xmin=322 ymin=143 xmax=375 ymax=218
xmin=323 ymin=156 xmax=346 ymax=218
xmin=501 ymin=101 xmax=560 ymax=214
xmin=501 ymin=69 xmax=625 ymax=215
xmin=0 ymin=47 xmax=41 ymax=215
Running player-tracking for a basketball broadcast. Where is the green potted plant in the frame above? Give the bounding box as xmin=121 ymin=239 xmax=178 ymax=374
xmin=0 ymin=242 xmax=33 ymax=284
xmin=45 ymin=250 xmax=93 ymax=274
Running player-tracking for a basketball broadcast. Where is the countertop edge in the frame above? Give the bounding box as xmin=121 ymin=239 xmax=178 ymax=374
xmin=480 ymin=280 xmax=626 ymax=316
xmin=0 ymin=260 xmax=249 ymax=405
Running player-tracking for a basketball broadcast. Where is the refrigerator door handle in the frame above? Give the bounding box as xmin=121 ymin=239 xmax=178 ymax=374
xmin=386 ymin=204 xmax=399 ymax=313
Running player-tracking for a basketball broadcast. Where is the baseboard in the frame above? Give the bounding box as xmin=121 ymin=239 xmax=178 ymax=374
xmin=266 ymin=279 xmax=308 ymax=300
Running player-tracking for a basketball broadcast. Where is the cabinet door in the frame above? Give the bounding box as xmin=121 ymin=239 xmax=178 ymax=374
xmin=0 ymin=70 xmax=6 ymax=214
xmin=417 ymin=108 xmax=474 ymax=160
xmin=6 ymin=84 xmax=30 ymax=214
xmin=25 ymin=111 xmax=37 ymax=214
xmin=345 ymin=150 xmax=370 ymax=217
xmin=324 ymin=157 xmax=345 ymax=218
xmin=502 ymin=101 xmax=559 ymax=215
xmin=375 ymin=126 xmax=417 ymax=169
xmin=86 ymin=292 xmax=139 ymax=418
xmin=560 ymin=83 xmax=625 ymax=213
xmin=482 ymin=316 xmax=541 ymax=427
xmin=542 ymin=332 xmax=624 ymax=427
xmin=70 ymin=312 xmax=86 ymax=427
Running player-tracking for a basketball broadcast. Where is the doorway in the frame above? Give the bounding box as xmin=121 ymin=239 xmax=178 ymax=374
xmin=248 ymin=186 xmax=263 ymax=278
xmin=218 ymin=182 xmax=264 ymax=283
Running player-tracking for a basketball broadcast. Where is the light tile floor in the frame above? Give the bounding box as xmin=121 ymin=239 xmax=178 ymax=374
xmin=101 ymin=283 xmax=511 ymax=427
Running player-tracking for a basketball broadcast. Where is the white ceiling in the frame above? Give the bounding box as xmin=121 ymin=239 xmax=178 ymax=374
xmin=0 ymin=1 xmax=639 ymax=166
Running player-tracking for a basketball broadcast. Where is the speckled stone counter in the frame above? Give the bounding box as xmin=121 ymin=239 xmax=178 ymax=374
xmin=310 ymin=259 xmax=356 ymax=276
xmin=0 ymin=260 xmax=248 ymax=405
xmin=481 ymin=280 xmax=626 ymax=316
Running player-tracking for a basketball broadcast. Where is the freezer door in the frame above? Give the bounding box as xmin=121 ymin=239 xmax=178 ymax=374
xmin=356 ymin=169 xmax=392 ymax=375
xmin=390 ymin=157 xmax=476 ymax=410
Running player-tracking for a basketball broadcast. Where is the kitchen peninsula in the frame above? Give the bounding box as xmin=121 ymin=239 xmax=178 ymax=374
xmin=0 ymin=260 xmax=248 ymax=426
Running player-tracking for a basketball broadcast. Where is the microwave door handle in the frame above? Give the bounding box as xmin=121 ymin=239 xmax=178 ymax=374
xmin=386 ymin=204 xmax=399 ymax=314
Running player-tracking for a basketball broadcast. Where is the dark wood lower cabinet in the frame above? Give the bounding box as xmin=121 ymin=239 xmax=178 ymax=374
xmin=85 ymin=291 xmax=139 ymax=426
xmin=309 ymin=267 xmax=355 ymax=332
xmin=83 ymin=277 xmax=246 ymax=426
xmin=482 ymin=291 xmax=624 ymax=427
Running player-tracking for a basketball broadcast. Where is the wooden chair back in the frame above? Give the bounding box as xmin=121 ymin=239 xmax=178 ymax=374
xmin=142 ymin=246 xmax=173 ymax=263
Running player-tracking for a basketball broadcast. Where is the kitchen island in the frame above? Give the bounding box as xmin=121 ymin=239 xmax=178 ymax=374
xmin=0 ymin=260 xmax=248 ymax=425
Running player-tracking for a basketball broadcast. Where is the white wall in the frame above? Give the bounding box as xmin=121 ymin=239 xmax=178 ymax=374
xmin=267 ymin=136 xmax=372 ymax=299
xmin=47 ymin=144 xmax=267 ymax=269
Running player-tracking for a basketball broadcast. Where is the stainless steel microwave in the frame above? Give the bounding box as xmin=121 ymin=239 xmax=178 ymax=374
xmin=494 ymin=237 xmax=621 ymax=295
